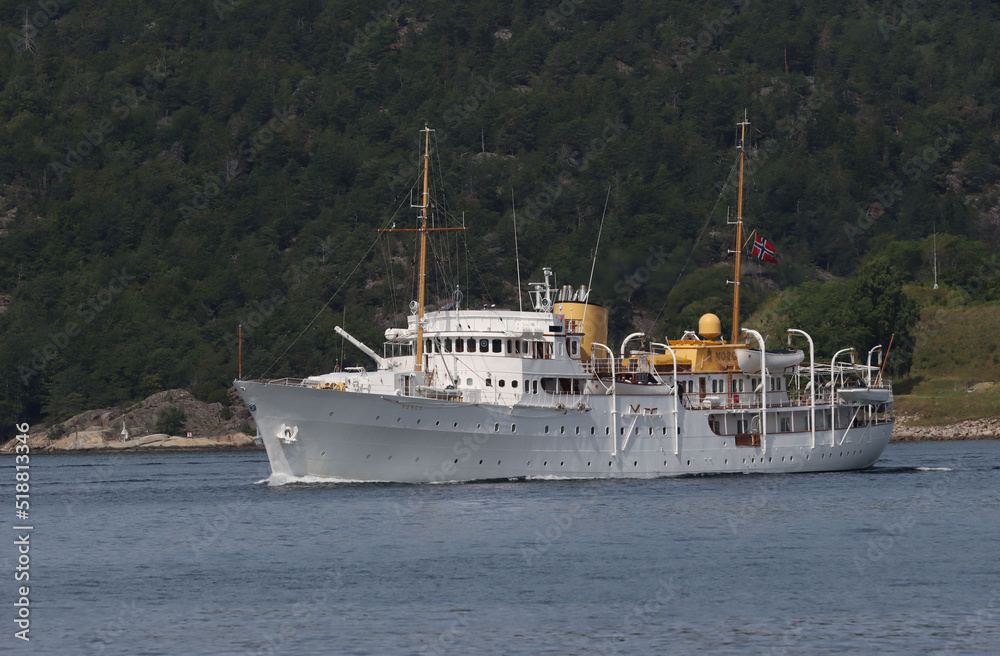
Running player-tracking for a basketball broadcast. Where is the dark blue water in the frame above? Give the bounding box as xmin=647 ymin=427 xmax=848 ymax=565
xmin=2 ymin=440 xmax=998 ymax=655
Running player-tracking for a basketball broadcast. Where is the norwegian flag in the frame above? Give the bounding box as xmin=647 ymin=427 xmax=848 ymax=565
xmin=750 ymin=234 xmax=779 ymax=265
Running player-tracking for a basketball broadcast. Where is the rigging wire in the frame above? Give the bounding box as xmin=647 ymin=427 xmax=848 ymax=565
xmin=254 ymin=163 xmax=419 ymax=379
xmin=649 ymin=157 xmax=741 ymax=331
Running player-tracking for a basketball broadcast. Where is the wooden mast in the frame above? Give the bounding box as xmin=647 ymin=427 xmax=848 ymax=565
xmin=731 ymin=112 xmax=749 ymax=344
xmin=415 ymin=126 xmax=431 ymax=372
xmin=380 ymin=126 xmax=465 ymax=375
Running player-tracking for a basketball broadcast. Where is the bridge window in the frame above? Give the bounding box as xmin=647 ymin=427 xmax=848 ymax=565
xmin=480 ymin=339 xmax=489 ymax=352
xmin=455 ymin=338 xmax=464 ymax=353
xmin=512 ymin=380 xmax=518 ymax=388
xmin=492 ymin=339 xmax=502 ymax=353
xmin=507 ymin=339 xmax=513 ymax=354
xmin=467 ymin=338 xmax=476 ymax=352
xmin=444 ymin=338 xmax=452 ymax=353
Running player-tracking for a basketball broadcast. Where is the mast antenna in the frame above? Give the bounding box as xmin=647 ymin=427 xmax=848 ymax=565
xmin=729 ymin=110 xmax=750 ymax=344
xmin=512 ymin=189 xmax=523 ymax=312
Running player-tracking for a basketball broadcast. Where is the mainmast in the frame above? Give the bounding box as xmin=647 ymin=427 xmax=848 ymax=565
xmin=731 ymin=112 xmax=749 ymax=344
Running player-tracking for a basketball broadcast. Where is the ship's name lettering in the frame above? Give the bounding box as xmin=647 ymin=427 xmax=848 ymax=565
xmin=401 ymin=404 xmax=424 ymax=411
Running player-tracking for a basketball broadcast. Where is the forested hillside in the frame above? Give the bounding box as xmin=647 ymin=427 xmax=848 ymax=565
xmin=1 ymin=0 xmax=999 ymax=433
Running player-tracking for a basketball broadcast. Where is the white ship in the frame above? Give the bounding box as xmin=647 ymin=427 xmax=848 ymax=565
xmin=236 ymin=122 xmax=894 ymax=483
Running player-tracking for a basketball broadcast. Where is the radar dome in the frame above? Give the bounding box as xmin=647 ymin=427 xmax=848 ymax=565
xmin=698 ymin=313 xmax=722 ymax=339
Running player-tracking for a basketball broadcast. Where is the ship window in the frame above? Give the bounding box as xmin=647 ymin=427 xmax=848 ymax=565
xmin=575 ymin=426 xmax=580 ymax=435
xmin=444 ymin=338 xmax=452 ymax=353
xmin=532 ymin=380 xmax=538 ymax=394
xmin=560 ymin=426 xmax=565 ymax=434
xmin=507 ymin=339 xmax=512 ymax=354
xmin=515 ymin=340 xmax=521 ymax=354
xmin=425 ymin=339 xmax=432 ymax=354
xmin=492 ymin=339 xmax=502 ymax=353
xmin=590 ymin=427 xmax=595 ymax=435
xmin=541 ymin=378 xmax=557 ymax=393
xmin=571 ymin=340 xmax=578 ymax=356
xmin=434 ymin=338 xmax=442 ymax=352
xmin=558 ymin=343 xmax=564 ymax=356
xmin=455 ymin=339 xmax=464 ymax=353
xmin=606 ymin=427 xmax=610 ymax=435
xmin=512 ymin=380 xmax=518 ymax=388
xmin=485 ymin=378 xmax=492 ymax=387
xmin=499 ymin=379 xmax=506 ymax=387
xmin=466 ymin=378 xmax=473 ymax=386
xmin=480 ymin=339 xmax=489 ymax=352
xmin=780 ymin=417 xmax=791 ymax=432
xmin=545 ymin=425 xmax=550 ymax=434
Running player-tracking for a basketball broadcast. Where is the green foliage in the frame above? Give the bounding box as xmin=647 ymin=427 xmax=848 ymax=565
xmin=155 ymin=406 xmax=187 ymax=436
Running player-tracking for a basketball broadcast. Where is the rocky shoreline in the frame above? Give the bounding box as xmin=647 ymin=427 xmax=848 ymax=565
xmin=891 ymin=413 xmax=1000 ymax=442
xmin=0 ymin=388 xmax=262 ymax=455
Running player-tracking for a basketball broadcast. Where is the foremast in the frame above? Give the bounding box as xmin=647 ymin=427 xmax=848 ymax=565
xmin=381 ymin=126 xmax=465 ymax=374
xmin=415 ymin=126 xmax=431 ymax=372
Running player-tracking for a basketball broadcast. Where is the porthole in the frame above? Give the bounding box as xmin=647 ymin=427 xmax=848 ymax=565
xmin=454 ymin=459 xmax=458 ymax=464
xmin=634 ymin=461 xmax=638 ymax=467
xmin=499 ymin=379 xmax=506 ymax=388
xmin=560 ymin=462 xmax=564 ymax=467
xmin=396 ymin=417 xmax=401 ymax=423
xmin=606 ymin=427 xmax=610 ymax=435
xmin=512 ymin=380 xmax=518 ymax=388
xmin=375 ymin=415 xmax=380 ymax=420
xmin=479 ymin=460 xmax=483 ymax=465
xmin=320 ymin=451 xmax=326 ymax=458
xmin=415 ymin=457 xmax=419 ymax=462
xmin=544 ymin=461 xmax=548 ymax=466
xmin=366 ymin=454 xmax=371 ymax=459
xmin=329 ymin=412 xmax=334 ymax=417
xmin=477 ymin=423 xmax=481 ymax=429
xmin=466 ymin=378 xmax=473 ymax=386
xmin=575 ymin=427 xmax=580 ymax=435
xmin=769 ymin=457 xmax=772 ymax=463
xmin=609 ymin=461 xmax=612 ymax=467
xmin=416 ymin=419 xmax=421 ymax=425
xmin=724 ymin=459 xmax=728 ymax=464
xmin=497 ymin=460 xmax=502 ymax=465
xmin=590 ymin=427 xmax=595 ymax=435
xmin=790 ymin=456 xmax=794 ymax=461
xmin=511 ymin=424 xmax=517 ymax=432
xmin=545 ymin=426 xmax=550 ymax=434
xmin=454 ymin=422 xmax=458 ymax=428
xmin=387 ymin=455 xmax=392 ymax=460
xmin=587 ymin=462 xmax=591 ymax=467
xmin=560 ymin=426 xmax=565 ymax=434
xmin=494 ymin=423 xmax=500 ymax=432
xmin=686 ymin=460 xmax=691 ymax=466
xmin=435 ymin=420 xmax=440 ymax=426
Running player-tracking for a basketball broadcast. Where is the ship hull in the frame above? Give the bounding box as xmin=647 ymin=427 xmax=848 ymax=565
xmin=238 ymin=381 xmax=893 ymax=483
